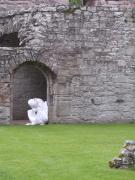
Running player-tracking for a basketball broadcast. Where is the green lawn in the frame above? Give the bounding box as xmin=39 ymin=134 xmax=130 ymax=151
xmin=0 ymin=124 xmax=135 ymax=180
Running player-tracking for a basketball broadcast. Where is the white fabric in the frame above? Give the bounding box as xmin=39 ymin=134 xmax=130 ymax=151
xmin=26 ymin=98 xmax=48 ymax=125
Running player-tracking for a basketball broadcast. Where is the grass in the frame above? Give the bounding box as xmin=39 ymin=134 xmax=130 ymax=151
xmin=0 ymin=124 xmax=135 ymax=180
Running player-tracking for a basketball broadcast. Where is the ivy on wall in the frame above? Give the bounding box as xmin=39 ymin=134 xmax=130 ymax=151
xmin=69 ymin=0 xmax=81 ymax=5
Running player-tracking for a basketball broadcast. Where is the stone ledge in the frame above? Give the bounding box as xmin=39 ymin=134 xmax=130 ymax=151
xmin=0 ymin=4 xmax=133 ymax=18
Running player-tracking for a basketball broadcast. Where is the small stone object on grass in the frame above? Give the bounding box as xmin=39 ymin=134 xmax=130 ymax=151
xmin=109 ymin=140 xmax=135 ymax=169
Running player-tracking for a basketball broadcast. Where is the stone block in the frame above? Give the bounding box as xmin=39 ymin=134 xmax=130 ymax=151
xmin=0 ymin=106 xmax=10 ymax=122
xmin=57 ymin=100 xmax=71 ymax=117
xmin=126 ymin=46 xmax=135 ymax=56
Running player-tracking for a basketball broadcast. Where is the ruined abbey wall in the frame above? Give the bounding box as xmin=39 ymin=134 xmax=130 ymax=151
xmin=0 ymin=1 xmax=135 ymax=124
xmin=0 ymin=0 xmax=68 ymax=11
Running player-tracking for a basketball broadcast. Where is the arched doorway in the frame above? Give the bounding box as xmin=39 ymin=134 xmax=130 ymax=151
xmin=12 ymin=62 xmax=47 ymax=121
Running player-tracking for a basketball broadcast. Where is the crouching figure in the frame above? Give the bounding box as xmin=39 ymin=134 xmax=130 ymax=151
xmin=26 ymin=98 xmax=48 ymax=125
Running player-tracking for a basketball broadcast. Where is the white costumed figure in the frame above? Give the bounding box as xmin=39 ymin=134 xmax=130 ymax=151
xmin=26 ymin=98 xmax=48 ymax=125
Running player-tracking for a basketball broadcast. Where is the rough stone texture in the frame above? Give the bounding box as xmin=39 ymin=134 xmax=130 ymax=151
xmin=84 ymin=0 xmax=135 ymax=6
xmin=0 ymin=0 xmax=68 ymax=11
xmin=109 ymin=140 xmax=135 ymax=169
xmin=0 ymin=1 xmax=135 ymax=123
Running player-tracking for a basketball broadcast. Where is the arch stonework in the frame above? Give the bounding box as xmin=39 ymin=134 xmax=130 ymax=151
xmin=0 ymin=47 xmax=57 ymax=124
xmin=7 ymin=48 xmax=58 ymax=76
xmin=10 ymin=51 xmax=57 ymax=123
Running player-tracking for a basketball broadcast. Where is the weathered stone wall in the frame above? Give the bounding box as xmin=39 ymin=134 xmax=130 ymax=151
xmin=0 ymin=2 xmax=135 ymax=123
xmin=0 ymin=0 xmax=68 ymax=11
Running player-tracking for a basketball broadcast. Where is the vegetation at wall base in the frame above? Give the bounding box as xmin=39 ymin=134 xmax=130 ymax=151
xmin=69 ymin=0 xmax=81 ymax=5
xmin=0 ymin=124 xmax=135 ymax=180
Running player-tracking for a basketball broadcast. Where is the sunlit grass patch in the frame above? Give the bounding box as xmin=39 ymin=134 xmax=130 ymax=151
xmin=0 ymin=124 xmax=135 ymax=180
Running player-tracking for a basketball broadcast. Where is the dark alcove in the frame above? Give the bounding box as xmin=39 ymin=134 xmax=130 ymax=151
xmin=0 ymin=32 xmax=21 ymax=47
xmin=13 ymin=62 xmax=47 ymax=120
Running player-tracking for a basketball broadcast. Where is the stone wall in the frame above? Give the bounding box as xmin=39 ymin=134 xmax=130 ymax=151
xmin=0 ymin=0 xmax=68 ymax=11
xmin=0 ymin=2 xmax=135 ymax=123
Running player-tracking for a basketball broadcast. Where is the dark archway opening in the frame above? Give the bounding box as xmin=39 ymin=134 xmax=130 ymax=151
xmin=13 ymin=62 xmax=47 ymax=120
xmin=0 ymin=32 xmax=21 ymax=47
